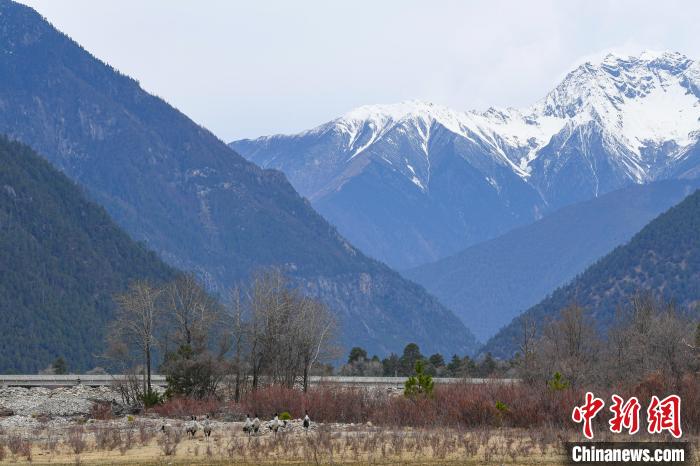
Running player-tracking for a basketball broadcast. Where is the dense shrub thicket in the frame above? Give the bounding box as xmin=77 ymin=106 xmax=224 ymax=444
xmin=150 ymin=374 xmax=700 ymax=435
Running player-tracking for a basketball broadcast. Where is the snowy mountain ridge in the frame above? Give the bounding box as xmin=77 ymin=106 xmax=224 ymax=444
xmin=231 ymin=51 xmax=700 ymax=269
xmin=301 ymin=51 xmax=700 ymax=187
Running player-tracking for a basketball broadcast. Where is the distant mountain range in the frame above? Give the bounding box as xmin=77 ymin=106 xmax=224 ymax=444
xmin=3 ymin=0 xmax=699 ymax=367
xmin=0 ymin=137 xmax=176 ymax=373
xmin=404 ymin=179 xmax=700 ymax=340
xmin=483 ymin=186 xmax=700 ymax=358
xmin=0 ymin=0 xmax=478 ymax=359
xmin=232 ymin=51 xmax=700 ymax=270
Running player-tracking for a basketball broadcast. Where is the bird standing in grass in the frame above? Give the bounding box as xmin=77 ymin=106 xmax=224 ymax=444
xmin=243 ymin=414 xmax=253 ymax=435
xmin=270 ymin=412 xmax=281 ymax=434
xmin=185 ymin=415 xmax=198 ymax=438
xmin=202 ymin=414 xmax=212 ymax=438
xmin=252 ymin=414 xmax=261 ymax=434
xmin=303 ymin=410 xmax=311 ymax=431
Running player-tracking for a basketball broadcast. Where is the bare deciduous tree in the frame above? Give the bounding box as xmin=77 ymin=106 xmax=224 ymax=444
xmin=603 ymin=295 xmax=692 ymax=388
xmin=158 ymin=274 xmax=229 ymax=399
xmin=228 ymin=285 xmax=247 ymax=401
xmin=517 ymin=315 xmax=538 ymax=381
xmin=106 ymin=268 xmax=337 ymax=399
xmin=521 ymin=294 xmax=698 ymax=389
xmin=247 ymin=269 xmax=284 ymax=389
xmin=295 ymin=296 xmax=336 ymax=391
xmin=163 ymin=273 xmax=219 ymax=352
xmin=648 ymin=308 xmax=695 ymax=390
xmin=230 ymin=268 xmax=337 ymax=392
xmin=524 ymin=303 xmax=601 ymax=387
xmin=108 ymin=281 xmax=162 ymax=393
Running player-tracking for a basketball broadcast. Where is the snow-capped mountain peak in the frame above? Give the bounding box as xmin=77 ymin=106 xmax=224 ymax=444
xmin=536 ymin=51 xmax=700 ymax=152
xmin=333 ymin=100 xmax=452 ymax=160
xmin=326 ymin=100 xmax=566 ymax=179
xmin=327 ymin=51 xmax=700 ymax=171
xmin=231 ymin=51 xmax=700 ymax=270
xmin=334 ymin=101 xmax=474 ymax=146
xmin=239 ymin=51 xmax=700 ymax=187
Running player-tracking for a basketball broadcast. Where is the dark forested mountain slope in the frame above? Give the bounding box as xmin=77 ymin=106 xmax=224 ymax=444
xmin=0 ymin=137 xmax=176 ymax=373
xmin=0 ymin=0 xmax=478 ymax=357
xmin=483 ymin=188 xmax=700 ymax=358
xmin=405 ymin=179 xmax=700 ymax=340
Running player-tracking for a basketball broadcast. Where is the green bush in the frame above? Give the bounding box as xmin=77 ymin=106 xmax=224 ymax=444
xmin=141 ymin=389 xmax=163 ymax=408
xmin=162 ymin=345 xmax=223 ymax=400
xmin=404 ymin=360 xmax=434 ymax=398
xmin=495 ymin=400 xmax=510 ymax=426
xmin=495 ymin=401 xmax=509 ymax=413
xmin=279 ymin=412 xmax=291 ymax=421
xmin=547 ymin=372 xmax=570 ymax=391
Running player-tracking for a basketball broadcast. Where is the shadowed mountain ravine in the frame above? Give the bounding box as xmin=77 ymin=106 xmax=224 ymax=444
xmin=405 ymin=179 xmax=700 ymax=341
xmin=483 ymin=187 xmax=700 ymax=358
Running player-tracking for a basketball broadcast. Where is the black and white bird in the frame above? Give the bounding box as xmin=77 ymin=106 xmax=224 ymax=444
xmin=303 ymin=410 xmax=311 ymax=431
xmin=185 ymin=415 xmax=198 ymax=437
xmin=202 ymin=415 xmax=212 ymax=438
xmin=270 ymin=413 xmax=281 ymax=434
xmin=252 ymin=414 xmax=261 ymax=434
xmin=243 ymin=414 xmax=253 ymax=435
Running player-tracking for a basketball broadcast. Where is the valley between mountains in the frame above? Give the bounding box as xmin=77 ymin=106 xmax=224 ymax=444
xmin=1 ymin=0 xmax=699 ymax=369
xmin=233 ymin=51 xmax=700 ymax=344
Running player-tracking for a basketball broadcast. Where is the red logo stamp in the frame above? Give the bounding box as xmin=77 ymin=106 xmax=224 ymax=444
xmin=572 ymin=392 xmax=605 ymax=439
xmin=572 ymin=393 xmax=682 ymax=439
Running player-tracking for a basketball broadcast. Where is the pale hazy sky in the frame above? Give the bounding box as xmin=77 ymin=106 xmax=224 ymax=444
xmin=18 ymin=0 xmax=700 ymax=141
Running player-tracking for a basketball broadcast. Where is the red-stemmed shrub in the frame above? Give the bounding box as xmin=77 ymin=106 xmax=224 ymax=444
xmin=145 ymin=373 xmax=700 ymax=434
xmin=90 ymin=401 xmax=113 ymax=421
xmin=150 ymin=396 xmax=220 ymax=418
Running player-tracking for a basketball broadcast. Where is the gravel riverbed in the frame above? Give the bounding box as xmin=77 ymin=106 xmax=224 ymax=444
xmin=0 ymin=385 xmax=119 ymax=420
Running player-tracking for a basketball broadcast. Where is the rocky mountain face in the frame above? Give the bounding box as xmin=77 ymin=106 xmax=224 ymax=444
xmin=482 ymin=186 xmax=700 ymax=358
xmin=233 ymin=51 xmax=700 ymax=269
xmin=404 ymin=179 xmax=700 ymax=341
xmin=0 ymin=0 xmax=479 ymax=358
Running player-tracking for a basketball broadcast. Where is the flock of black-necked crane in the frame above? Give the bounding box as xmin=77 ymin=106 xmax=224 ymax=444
xmin=161 ymin=411 xmax=312 ymax=438
xmin=242 ymin=410 xmax=312 ymax=436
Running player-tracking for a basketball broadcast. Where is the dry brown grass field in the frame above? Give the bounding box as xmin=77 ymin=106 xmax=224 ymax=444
xmin=0 ymin=418 xmax=697 ymax=466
